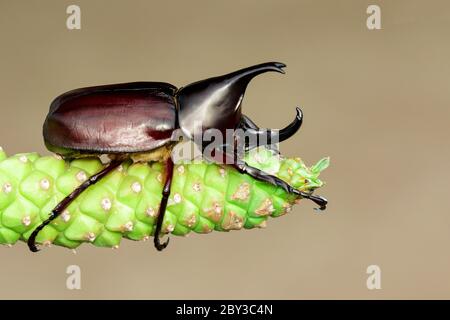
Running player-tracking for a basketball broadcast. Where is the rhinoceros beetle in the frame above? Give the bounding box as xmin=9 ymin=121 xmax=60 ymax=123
xmin=28 ymin=62 xmax=327 ymax=252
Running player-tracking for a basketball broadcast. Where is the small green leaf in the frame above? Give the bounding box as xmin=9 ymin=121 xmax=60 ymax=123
xmin=311 ymin=157 xmax=330 ymax=174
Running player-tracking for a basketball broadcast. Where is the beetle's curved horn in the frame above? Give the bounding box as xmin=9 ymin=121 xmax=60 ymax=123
xmin=240 ymin=107 xmax=303 ymax=151
xmin=176 ymin=62 xmax=286 ymax=140
xmin=278 ymin=107 xmax=303 ymax=142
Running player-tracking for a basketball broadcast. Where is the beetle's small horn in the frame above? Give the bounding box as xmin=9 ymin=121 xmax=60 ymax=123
xmin=278 ymin=107 xmax=303 ymax=142
xmin=241 ymin=107 xmax=303 ymax=150
xmin=177 ymin=62 xmax=286 ymax=140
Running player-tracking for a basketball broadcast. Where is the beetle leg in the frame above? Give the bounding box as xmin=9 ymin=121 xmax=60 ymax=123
xmin=204 ymin=149 xmax=327 ymax=211
xmin=153 ymin=157 xmax=174 ymax=251
xmin=27 ymin=160 xmax=122 ymax=252
xmin=234 ymin=161 xmax=327 ymax=211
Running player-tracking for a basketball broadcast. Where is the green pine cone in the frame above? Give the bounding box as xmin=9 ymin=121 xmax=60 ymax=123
xmin=0 ymin=147 xmax=329 ymax=249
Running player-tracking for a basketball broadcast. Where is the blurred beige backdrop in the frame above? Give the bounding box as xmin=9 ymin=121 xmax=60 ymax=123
xmin=0 ymin=0 xmax=449 ymax=299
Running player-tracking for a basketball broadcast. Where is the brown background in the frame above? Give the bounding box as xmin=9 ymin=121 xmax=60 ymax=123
xmin=0 ymin=0 xmax=449 ymax=299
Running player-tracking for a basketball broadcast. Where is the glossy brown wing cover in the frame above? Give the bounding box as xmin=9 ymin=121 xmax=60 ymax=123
xmin=43 ymin=82 xmax=178 ymax=155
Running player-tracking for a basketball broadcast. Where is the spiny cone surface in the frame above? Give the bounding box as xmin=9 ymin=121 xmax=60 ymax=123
xmin=0 ymin=147 xmax=329 ymax=249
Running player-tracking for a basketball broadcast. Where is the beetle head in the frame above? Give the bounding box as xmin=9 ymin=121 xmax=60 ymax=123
xmin=176 ymin=62 xmax=286 ymax=143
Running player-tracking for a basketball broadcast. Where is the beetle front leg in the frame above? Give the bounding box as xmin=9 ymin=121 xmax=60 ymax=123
xmin=153 ymin=157 xmax=174 ymax=251
xmin=234 ymin=161 xmax=327 ymax=210
xmin=205 ymin=149 xmax=327 ymax=210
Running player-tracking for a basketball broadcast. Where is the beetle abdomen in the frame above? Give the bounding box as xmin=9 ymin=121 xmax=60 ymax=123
xmin=43 ymin=82 xmax=178 ymax=156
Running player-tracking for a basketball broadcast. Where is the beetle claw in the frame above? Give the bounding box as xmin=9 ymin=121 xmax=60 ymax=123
xmin=294 ymin=189 xmax=328 ymax=211
xmin=154 ymin=236 xmax=170 ymax=251
xmin=28 ymin=243 xmax=40 ymax=253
